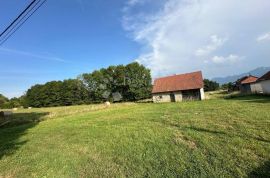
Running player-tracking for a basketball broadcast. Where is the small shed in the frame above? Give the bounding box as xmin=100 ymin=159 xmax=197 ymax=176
xmin=238 ymin=75 xmax=258 ymax=93
xmin=152 ymin=71 xmax=205 ymax=102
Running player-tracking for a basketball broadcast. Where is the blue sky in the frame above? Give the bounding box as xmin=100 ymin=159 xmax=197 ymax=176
xmin=0 ymin=0 xmax=140 ymax=98
xmin=1 ymin=0 xmax=270 ymax=98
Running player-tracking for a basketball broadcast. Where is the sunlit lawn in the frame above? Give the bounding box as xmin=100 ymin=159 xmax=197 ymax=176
xmin=0 ymin=94 xmax=270 ymax=177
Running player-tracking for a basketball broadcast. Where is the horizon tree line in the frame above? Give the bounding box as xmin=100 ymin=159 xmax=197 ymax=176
xmin=1 ymin=63 xmax=232 ymax=108
xmin=0 ymin=62 xmax=152 ymax=108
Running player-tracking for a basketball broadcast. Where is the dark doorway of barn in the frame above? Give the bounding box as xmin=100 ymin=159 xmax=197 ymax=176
xmin=182 ymin=89 xmax=200 ymax=101
xmin=240 ymin=84 xmax=252 ymax=93
xmin=170 ymin=93 xmax=176 ymax=102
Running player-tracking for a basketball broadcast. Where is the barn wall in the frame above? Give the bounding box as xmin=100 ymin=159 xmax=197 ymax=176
xmin=250 ymin=83 xmax=263 ymax=94
xmin=174 ymin=91 xmax=183 ymax=102
xmin=152 ymin=91 xmax=183 ymax=103
xmin=152 ymin=93 xmax=171 ymax=103
xmin=200 ymin=88 xmax=205 ymax=100
xmin=152 ymin=89 xmax=205 ymax=103
xmin=260 ymin=80 xmax=270 ymax=94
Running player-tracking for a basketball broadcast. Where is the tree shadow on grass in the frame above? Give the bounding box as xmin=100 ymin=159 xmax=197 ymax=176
xmin=159 ymin=121 xmax=227 ymax=135
xmin=0 ymin=112 xmax=48 ymax=160
xmin=186 ymin=126 xmax=227 ymax=135
xmin=226 ymin=94 xmax=270 ymax=104
xmin=186 ymin=126 xmax=270 ymax=144
xmin=248 ymin=160 xmax=270 ymax=178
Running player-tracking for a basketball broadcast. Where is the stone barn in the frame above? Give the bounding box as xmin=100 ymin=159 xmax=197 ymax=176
xmin=152 ymin=71 xmax=205 ymax=102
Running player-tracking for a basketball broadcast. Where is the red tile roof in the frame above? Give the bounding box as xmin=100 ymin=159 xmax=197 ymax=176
xmin=152 ymin=71 xmax=203 ymax=94
xmin=259 ymin=71 xmax=270 ymax=81
xmin=236 ymin=76 xmax=249 ymax=83
xmin=241 ymin=76 xmax=258 ymax=84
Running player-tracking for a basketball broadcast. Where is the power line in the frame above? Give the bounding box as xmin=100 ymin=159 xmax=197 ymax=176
xmin=0 ymin=0 xmax=38 ymax=38
xmin=0 ymin=0 xmax=42 ymax=42
xmin=0 ymin=0 xmax=47 ymax=46
xmin=0 ymin=0 xmax=47 ymax=45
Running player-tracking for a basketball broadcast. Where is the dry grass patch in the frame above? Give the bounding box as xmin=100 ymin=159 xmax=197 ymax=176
xmin=173 ymin=131 xmax=197 ymax=149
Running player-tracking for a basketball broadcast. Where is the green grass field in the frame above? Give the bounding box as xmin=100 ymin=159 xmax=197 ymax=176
xmin=0 ymin=94 xmax=270 ymax=177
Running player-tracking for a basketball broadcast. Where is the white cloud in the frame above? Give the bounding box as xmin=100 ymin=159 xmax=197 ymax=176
xmin=123 ymin=0 xmax=270 ymax=78
xmin=0 ymin=48 xmax=68 ymax=63
xmin=211 ymin=55 xmax=244 ymax=64
xmin=123 ymin=0 xmax=148 ymax=13
xmin=127 ymin=0 xmax=141 ymax=6
xmin=195 ymin=35 xmax=227 ymax=56
xmin=257 ymin=32 xmax=270 ymax=42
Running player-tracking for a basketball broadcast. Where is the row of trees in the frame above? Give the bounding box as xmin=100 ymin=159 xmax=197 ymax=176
xmin=0 ymin=94 xmax=9 ymax=108
xmin=25 ymin=80 xmax=89 ymax=107
xmin=203 ymin=79 xmax=233 ymax=92
xmin=0 ymin=94 xmax=24 ymax=109
xmin=23 ymin=62 xmax=152 ymax=107
xmin=203 ymin=79 xmax=219 ymax=92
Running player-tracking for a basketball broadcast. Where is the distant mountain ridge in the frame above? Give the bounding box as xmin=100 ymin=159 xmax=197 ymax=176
xmin=212 ymin=67 xmax=270 ymax=84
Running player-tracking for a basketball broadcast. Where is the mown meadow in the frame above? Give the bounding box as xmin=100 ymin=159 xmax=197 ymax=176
xmin=0 ymin=93 xmax=270 ymax=177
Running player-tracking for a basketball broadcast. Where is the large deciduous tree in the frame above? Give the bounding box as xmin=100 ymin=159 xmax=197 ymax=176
xmin=81 ymin=62 xmax=152 ymax=102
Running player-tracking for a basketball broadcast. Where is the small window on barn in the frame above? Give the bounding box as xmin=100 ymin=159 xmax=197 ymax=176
xmin=159 ymin=96 xmax=163 ymax=99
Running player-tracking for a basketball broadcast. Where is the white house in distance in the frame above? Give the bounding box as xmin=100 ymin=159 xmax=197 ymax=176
xmin=152 ymin=71 xmax=205 ymax=102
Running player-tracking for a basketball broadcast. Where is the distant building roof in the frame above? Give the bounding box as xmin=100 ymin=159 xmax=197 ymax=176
xmin=152 ymin=71 xmax=203 ymax=94
xmin=241 ymin=75 xmax=258 ymax=84
xmin=237 ymin=76 xmax=248 ymax=83
xmin=258 ymin=71 xmax=270 ymax=81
